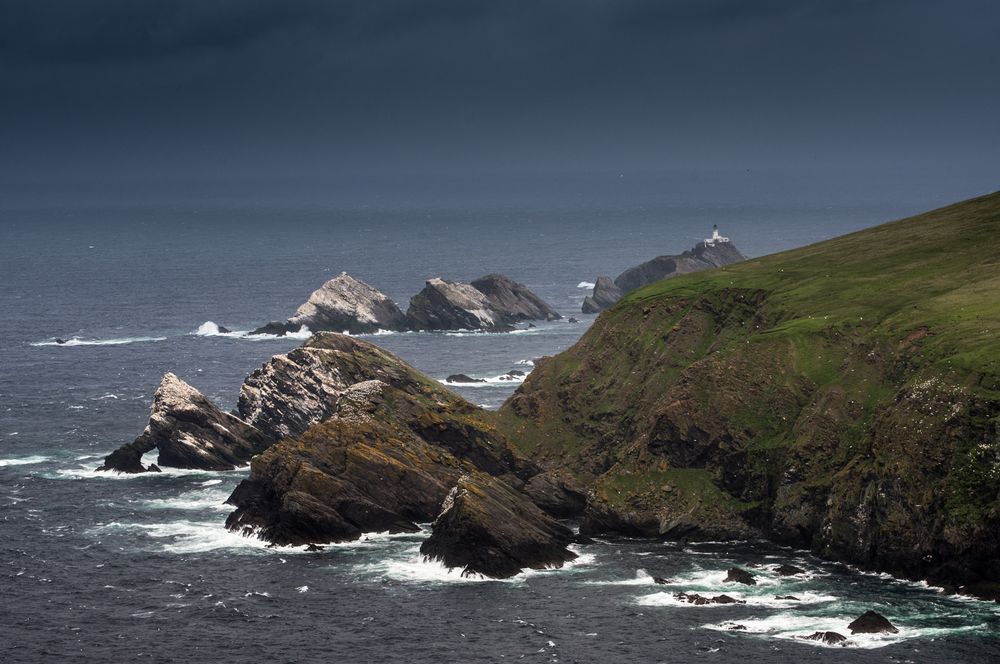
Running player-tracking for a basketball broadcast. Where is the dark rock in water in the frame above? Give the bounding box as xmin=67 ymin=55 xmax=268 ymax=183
xmin=446 ymin=374 xmax=486 ymax=384
xmin=567 ymin=317 xmax=579 ymax=324
xmin=775 ymin=564 xmax=806 ymax=576
xmin=147 ymin=464 xmax=161 ymax=473
xmin=724 ymin=567 xmax=757 ymax=585
xmin=252 ymin=273 xmax=407 ymax=335
xmin=653 ymin=576 xmax=670 ymax=585
xmin=305 ymin=543 xmax=324 ymax=552
xmin=527 ymin=323 xmax=536 ymax=329
xmin=97 ymin=373 xmax=271 ymax=473
xmin=802 ymin=631 xmax=847 ymax=645
xmin=521 ymin=470 xmax=587 ymax=518
xmin=847 ymin=611 xmax=898 ymax=634
xmin=249 ymin=320 xmax=301 ymax=337
xmin=470 ymin=274 xmax=561 ymax=322
xmin=419 ymin=472 xmax=578 ymax=578
xmin=775 ymin=595 xmax=800 ymax=601
xmin=728 ymin=624 xmax=747 ymax=631
xmin=55 ymin=338 xmax=68 ymax=344
xmin=507 ymin=370 xmax=525 ymax=377
xmin=673 ymin=592 xmax=746 ymax=605
xmin=407 ymin=278 xmax=514 ymax=332
xmin=216 ymin=325 xmax=232 ymax=334
xmin=581 ymin=276 xmax=623 ymax=314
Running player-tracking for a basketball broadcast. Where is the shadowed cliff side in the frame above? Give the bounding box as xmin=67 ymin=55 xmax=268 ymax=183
xmin=500 ymin=191 xmax=1000 ymax=599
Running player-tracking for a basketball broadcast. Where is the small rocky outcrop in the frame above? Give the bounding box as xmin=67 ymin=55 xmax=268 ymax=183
xmin=802 ymin=632 xmax=847 ymax=645
xmin=251 ymin=273 xmax=407 ymax=336
xmin=724 ymin=567 xmax=757 ymax=585
xmin=581 ymin=239 xmax=745 ymax=313
xmin=407 ymin=278 xmax=512 ymax=331
xmin=672 ymin=592 xmax=746 ymax=605
xmin=581 ymin=276 xmax=622 ymax=314
xmin=774 ymin=564 xmax=806 ymax=576
xmin=97 ymin=373 xmax=270 ymax=473
xmin=847 ymin=611 xmax=899 ymax=634
xmin=446 ymin=374 xmax=486 ymax=384
xmin=471 ymin=274 xmax=561 ymax=322
xmin=419 ymin=472 xmax=578 ymax=578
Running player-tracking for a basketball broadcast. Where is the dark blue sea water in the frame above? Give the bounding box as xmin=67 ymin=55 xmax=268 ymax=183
xmin=2 ymin=173 xmax=998 ymax=662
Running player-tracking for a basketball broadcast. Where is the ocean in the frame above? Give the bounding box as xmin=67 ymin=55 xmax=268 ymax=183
xmin=2 ymin=172 xmax=998 ymax=662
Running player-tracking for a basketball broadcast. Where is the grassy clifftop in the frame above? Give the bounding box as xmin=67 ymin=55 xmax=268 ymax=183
xmin=499 ymin=191 xmax=1000 ymax=597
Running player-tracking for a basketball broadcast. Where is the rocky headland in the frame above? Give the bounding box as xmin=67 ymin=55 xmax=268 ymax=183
xmin=582 ymin=235 xmax=746 ymax=313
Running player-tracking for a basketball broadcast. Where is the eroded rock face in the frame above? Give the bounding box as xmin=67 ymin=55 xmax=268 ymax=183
xmin=251 ymin=273 xmax=406 ymax=335
xmin=470 ymin=274 xmax=561 ymax=322
xmin=581 ymin=276 xmax=622 ymax=314
xmin=97 ymin=373 xmax=270 ymax=473
xmin=406 ymin=278 xmax=512 ymax=331
xmin=419 ymin=472 xmax=578 ymax=578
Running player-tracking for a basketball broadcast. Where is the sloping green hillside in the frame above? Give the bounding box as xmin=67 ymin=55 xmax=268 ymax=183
xmin=500 ymin=191 xmax=1000 ymax=597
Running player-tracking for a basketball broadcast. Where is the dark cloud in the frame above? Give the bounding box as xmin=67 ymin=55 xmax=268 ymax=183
xmin=0 ymin=0 xmax=997 ymax=182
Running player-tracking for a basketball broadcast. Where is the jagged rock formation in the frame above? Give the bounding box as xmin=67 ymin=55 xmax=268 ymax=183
xmin=251 ymin=273 xmax=407 ymax=336
xmin=470 ymin=274 xmax=561 ymax=322
xmin=419 ymin=472 xmax=578 ymax=578
xmin=406 ymin=278 xmax=513 ymax=331
xmin=581 ymin=276 xmax=622 ymax=314
xmin=581 ymin=239 xmax=746 ymax=313
xmin=97 ymin=373 xmax=270 ymax=473
xmin=499 ymin=192 xmax=1000 ymax=598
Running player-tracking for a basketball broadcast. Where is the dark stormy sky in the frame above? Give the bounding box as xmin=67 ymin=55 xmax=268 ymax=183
xmin=1 ymin=0 xmax=998 ymax=189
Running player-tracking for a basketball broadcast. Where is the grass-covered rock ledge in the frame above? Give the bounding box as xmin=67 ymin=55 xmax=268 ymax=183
xmin=499 ymin=191 xmax=1000 ymax=599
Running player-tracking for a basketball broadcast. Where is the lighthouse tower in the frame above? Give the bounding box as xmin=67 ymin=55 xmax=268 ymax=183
xmin=704 ymin=224 xmax=730 ymax=247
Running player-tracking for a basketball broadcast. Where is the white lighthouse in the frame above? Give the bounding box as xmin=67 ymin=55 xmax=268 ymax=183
xmin=704 ymin=224 xmax=730 ymax=246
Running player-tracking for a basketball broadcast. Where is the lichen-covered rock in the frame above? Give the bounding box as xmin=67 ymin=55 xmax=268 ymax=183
xmin=97 ymin=373 xmax=270 ymax=473
xmin=470 ymin=274 xmax=561 ymax=322
xmin=419 ymin=472 xmax=577 ymax=578
xmin=251 ymin=273 xmax=407 ymax=335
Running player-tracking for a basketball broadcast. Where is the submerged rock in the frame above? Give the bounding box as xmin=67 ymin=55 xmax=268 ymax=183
xmin=470 ymin=274 xmax=561 ymax=322
xmin=724 ymin=567 xmax=757 ymax=585
xmin=252 ymin=273 xmax=407 ymax=335
xmin=419 ymin=472 xmax=578 ymax=578
xmin=673 ymin=592 xmax=746 ymax=605
xmin=97 ymin=373 xmax=270 ymax=473
xmin=802 ymin=631 xmax=847 ymax=645
xmin=774 ymin=564 xmax=806 ymax=576
xmin=847 ymin=611 xmax=898 ymax=634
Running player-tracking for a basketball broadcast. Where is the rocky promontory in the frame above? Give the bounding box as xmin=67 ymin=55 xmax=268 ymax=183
xmin=406 ymin=278 xmax=511 ymax=331
xmin=581 ymin=235 xmax=746 ymax=313
xmin=470 ymin=274 xmax=561 ymax=322
xmin=97 ymin=373 xmax=270 ymax=473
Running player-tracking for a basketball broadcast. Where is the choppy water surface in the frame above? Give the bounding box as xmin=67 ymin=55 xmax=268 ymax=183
xmin=2 ymin=179 xmax=998 ymax=662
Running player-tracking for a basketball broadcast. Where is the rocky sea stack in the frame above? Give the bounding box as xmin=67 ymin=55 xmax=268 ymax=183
xmin=251 ymin=272 xmax=407 ymax=336
xmin=500 ymin=192 xmax=1000 ymax=598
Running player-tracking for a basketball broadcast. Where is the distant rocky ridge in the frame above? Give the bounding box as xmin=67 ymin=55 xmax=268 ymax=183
xmin=250 ymin=272 xmax=559 ymax=336
xmin=582 ymin=236 xmax=746 ymax=313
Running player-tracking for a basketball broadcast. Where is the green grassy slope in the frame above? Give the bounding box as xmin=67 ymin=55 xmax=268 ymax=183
xmin=499 ymin=191 xmax=1000 ymax=596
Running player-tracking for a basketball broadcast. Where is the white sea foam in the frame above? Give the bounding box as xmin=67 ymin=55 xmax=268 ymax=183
xmin=365 ymin=544 xmax=593 ymax=584
xmin=52 ymin=461 xmax=249 ymax=481
xmin=701 ymin=613 xmax=923 ymax=649
xmin=438 ymin=370 xmax=531 ymax=388
xmin=584 ymin=568 xmax=658 ymax=586
xmin=192 ymin=322 xmax=314 ymax=341
xmin=577 ymin=281 xmax=595 ymax=289
xmin=515 ymin=359 xmax=535 ymax=366
xmin=0 ymin=455 xmax=51 ymax=467
xmin=32 ymin=336 xmax=168 ymax=347
xmin=637 ymin=589 xmax=836 ymax=608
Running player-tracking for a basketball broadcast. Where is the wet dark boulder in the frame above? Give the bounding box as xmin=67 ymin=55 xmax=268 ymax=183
xmin=774 ymin=564 xmax=806 ymax=576
xmin=97 ymin=373 xmax=270 ymax=473
xmin=653 ymin=576 xmax=670 ymax=585
xmin=471 ymin=274 xmax=561 ymax=322
xmin=775 ymin=595 xmax=800 ymax=601
xmin=250 ymin=320 xmax=302 ymax=337
xmin=673 ymin=592 xmax=746 ymax=605
xmin=446 ymin=374 xmax=486 ymax=384
xmin=847 ymin=611 xmax=899 ymax=634
xmin=419 ymin=472 xmax=578 ymax=578
xmin=802 ymin=631 xmax=847 ymax=645
xmin=724 ymin=567 xmax=757 ymax=585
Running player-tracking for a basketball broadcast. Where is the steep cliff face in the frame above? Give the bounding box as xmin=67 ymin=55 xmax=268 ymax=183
xmin=501 ymin=192 xmax=1000 ymax=598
